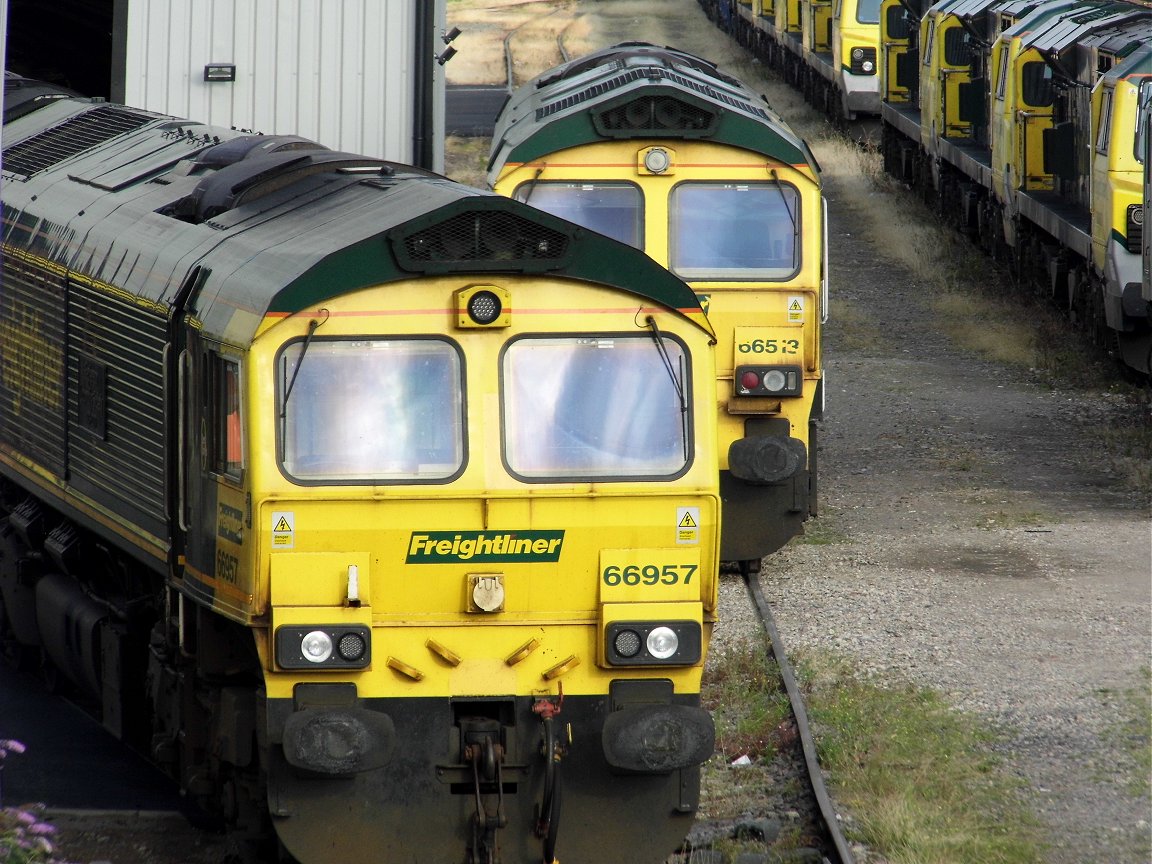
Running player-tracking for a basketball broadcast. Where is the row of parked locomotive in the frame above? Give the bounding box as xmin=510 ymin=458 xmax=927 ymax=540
xmin=700 ymin=0 xmax=886 ymax=123
xmin=701 ymin=0 xmax=1152 ymax=377
xmin=879 ymin=0 xmax=1151 ymax=376
xmin=0 ymin=74 xmax=722 ymax=864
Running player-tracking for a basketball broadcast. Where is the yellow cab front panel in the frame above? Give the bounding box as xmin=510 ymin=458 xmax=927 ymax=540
xmin=244 ymin=272 xmax=720 ymax=864
xmin=494 ymin=137 xmax=824 ymax=560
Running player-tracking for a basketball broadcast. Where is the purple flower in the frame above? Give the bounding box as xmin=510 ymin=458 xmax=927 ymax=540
xmin=0 ymin=741 xmax=25 ymax=756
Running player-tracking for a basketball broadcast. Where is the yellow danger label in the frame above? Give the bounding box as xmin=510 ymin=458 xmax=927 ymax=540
xmin=787 ymin=296 xmax=805 ymax=322
xmin=676 ymin=507 xmax=700 ymax=544
xmin=271 ymin=511 xmax=295 ymax=549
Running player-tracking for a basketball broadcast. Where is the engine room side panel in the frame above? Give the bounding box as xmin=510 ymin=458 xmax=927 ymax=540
xmin=65 ymin=277 xmax=169 ymax=540
xmin=0 ymin=252 xmax=68 ymax=476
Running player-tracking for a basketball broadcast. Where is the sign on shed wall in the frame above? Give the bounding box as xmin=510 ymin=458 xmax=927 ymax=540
xmin=121 ymin=0 xmax=444 ymax=168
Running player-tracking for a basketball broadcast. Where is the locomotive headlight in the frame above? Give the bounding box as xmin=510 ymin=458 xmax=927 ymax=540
xmin=275 ymin=625 xmax=372 ymax=669
xmin=302 ymin=630 xmax=333 ymax=663
xmin=850 ymin=46 xmax=878 ymax=76
xmin=643 ymin=146 xmax=671 ymax=174
xmin=613 ymin=629 xmax=643 ymax=658
xmin=646 ymin=626 xmax=679 ymax=659
xmin=455 ymin=284 xmax=511 ymax=328
xmin=337 ymin=631 xmax=368 ymax=662
xmin=1126 ymin=205 xmax=1143 ymax=253
xmin=605 ymin=621 xmax=701 ymax=666
xmin=468 ymin=290 xmax=502 ymax=324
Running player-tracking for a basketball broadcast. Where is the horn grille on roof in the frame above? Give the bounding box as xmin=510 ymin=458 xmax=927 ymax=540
xmin=393 ymin=209 xmax=571 ymax=273
xmin=598 ymin=94 xmax=716 ymax=133
xmin=3 ymin=106 xmax=153 ymax=178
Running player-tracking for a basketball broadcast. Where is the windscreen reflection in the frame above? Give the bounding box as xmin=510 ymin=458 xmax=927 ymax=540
xmin=515 ymin=182 xmax=643 ymax=247
xmin=504 ymin=336 xmax=689 ymax=479
xmin=669 ymin=183 xmax=799 ymax=279
xmin=280 ymin=339 xmax=463 ymax=481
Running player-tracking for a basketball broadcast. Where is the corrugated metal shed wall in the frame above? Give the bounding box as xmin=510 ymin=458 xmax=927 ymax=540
xmin=122 ymin=0 xmax=444 ymax=167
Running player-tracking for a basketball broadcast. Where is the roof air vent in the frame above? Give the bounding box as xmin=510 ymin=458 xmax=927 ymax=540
xmin=3 ymin=105 xmax=153 ymax=177
xmin=595 ymin=95 xmax=717 ymax=135
xmin=393 ymin=207 xmax=571 ymax=273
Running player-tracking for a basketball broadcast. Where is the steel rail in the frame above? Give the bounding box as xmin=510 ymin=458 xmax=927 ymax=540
xmin=741 ymin=564 xmax=857 ymax=864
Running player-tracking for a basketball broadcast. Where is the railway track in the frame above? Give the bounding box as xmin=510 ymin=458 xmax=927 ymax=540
xmin=740 ymin=565 xmax=855 ymax=864
xmin=668 ymin=567 xmax=858 ymax=864
xmin=501 ymin=5 xmax=578 ymax=90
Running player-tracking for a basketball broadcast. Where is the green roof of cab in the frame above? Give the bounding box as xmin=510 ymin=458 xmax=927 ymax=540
xmin=269 ymin=194 xmax=716 ymax=338
xmin=488 ymin=42 xmax=820 ymax=179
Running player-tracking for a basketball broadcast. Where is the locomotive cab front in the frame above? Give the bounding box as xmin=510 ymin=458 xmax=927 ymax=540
xmin=191 ymin=202 xmax=722 ymax=864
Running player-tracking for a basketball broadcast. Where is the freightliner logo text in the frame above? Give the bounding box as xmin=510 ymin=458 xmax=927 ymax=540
xmin=406 ymin=531 xmax=565 ymax=563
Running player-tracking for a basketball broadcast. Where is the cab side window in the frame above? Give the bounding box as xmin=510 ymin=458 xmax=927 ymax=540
xmin=1095 ymin=88 xmax=1113 ymax=155
xmin=995 ymin=45 xmax=1009 ymax=100
xmin=209 ymin=353 xmax=243 ymax=478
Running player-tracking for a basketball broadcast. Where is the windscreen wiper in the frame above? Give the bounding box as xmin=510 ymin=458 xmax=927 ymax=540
xmin=280 ymin=308 xmax=329 ymax=417
xmin=644 ymin=314 xmax=689 ymax=459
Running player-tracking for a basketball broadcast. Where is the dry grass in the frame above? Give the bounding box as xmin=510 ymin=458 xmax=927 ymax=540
xmin=823 ymin=297 xmax=882 ymax=353
xmin=1099 ymin=395 xmax=1152 ymax=494
xmin=798 ymin=650 xmax=1046 ymax=864
xmin=443 ymin=135 xmax=490 ymax=188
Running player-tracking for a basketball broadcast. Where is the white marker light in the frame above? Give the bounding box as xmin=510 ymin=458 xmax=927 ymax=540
xmin=646 ymin=626 xmax=679 ymax=659
xmin=301 ymin=630 xmax=333 ymax=663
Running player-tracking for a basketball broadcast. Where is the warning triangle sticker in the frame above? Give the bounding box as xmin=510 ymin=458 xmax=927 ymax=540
xmin=678 ymin=511 xmax=697 ymax=528
xmin=788 ymin=299 xmax=803 ymax=311
xmin=274 ymin=517 xmax=292 ymax=532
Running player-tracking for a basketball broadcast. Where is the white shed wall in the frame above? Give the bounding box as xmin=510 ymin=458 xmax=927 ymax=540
xmin=122 ymin=0 xmax=443 ymax=166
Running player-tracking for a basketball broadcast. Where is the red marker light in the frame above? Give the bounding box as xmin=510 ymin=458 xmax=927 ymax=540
xmin=740 ymin=370 xmax=761 ymax=391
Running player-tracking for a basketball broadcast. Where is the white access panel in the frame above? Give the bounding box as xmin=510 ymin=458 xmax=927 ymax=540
xmin=121 ymin=0 xmax=444 ymax=166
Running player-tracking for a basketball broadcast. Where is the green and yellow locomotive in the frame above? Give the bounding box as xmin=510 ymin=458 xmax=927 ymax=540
xmin=704 ymin=0 xmax=884 ymax=123
xmin=878 ymin=0 xmax=1152 ymax=375
xmin=487 ymin=43 xmax=827 ymax=564
xmin=0 ymin=91 xmax=720 ymax=863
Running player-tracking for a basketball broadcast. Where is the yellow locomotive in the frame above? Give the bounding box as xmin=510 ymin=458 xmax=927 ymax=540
xmin=878 ymin=0 xmax=1152 ymax=375
xmin=487 ymin=43 xmax=827 ymax=564
xmin=1142 ymin=72 xmax=1151 ymax=304
xmin=0 ymin=88 xmax=720 ymax=863
xmin=705 ymin=0 xmax=884 ymax=123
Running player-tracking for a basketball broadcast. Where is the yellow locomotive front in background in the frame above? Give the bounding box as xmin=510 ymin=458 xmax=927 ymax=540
xmin=0 ymin=91 xmax=720 ymax=864
xmin=488 ymin=43 xmax=827 ymax=563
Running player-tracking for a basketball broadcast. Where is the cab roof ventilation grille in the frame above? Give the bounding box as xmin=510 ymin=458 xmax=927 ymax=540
xmin=596 ymin=94 xmax=717 ymax=134
xmin=4 ymin=106 xmax=153 ymax=178
xmin=536 ymin=67 xmax=769 ymax=129
xmin=394 ymin=209 xmax=571 ymax=273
